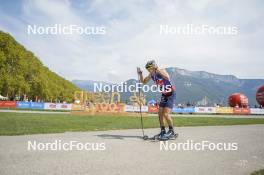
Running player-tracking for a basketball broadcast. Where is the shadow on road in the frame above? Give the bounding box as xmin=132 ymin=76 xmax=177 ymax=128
xmin=96 ymin=134 xmax=142 ymax=140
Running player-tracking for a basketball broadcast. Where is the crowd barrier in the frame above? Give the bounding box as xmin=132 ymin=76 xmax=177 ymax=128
xmin=1 ymin=101 xmax=264 ymax=114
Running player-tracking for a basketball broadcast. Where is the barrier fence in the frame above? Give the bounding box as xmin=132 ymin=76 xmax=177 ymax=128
xmin=0 ymin=101 xmax=264 ymax=115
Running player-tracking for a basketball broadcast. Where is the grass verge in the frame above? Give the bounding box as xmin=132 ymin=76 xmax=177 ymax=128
xmin=1 ymin=112 xmax=264 ymax=135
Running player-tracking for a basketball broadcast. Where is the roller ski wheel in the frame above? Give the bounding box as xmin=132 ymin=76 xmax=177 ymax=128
xmin=167 ymin=133 xmax=179 ymax=140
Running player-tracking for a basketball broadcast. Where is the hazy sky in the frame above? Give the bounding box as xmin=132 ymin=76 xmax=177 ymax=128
xmin=0 ymin=0 xmax=263 ymax=82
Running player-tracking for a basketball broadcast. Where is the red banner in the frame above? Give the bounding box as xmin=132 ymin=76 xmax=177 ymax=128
xmin=233 ymin=107 xmax=250 ymax=115
xmin=0 ymin=101 xmax=17 ymax=108
xmin=148 ymin=105 xmax=159 ymax=113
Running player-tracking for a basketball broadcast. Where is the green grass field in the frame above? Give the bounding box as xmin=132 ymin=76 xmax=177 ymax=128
xmin=1 ymin=112 xmax=264 ymax=135
xmin=251 ymin=169 xmax=264 ymax=175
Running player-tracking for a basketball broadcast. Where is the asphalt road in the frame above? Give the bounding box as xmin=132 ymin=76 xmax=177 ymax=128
xmin=0 ymin=125 xmax=264 ymax=175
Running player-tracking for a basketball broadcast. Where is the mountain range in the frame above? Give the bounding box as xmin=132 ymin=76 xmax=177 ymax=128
xmin=72 ymin=68 xmax=264 ymax=106
xmin=2 ymin=30 xmax=262 ymax=106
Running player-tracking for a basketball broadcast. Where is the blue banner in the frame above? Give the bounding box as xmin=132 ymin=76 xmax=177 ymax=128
xmin=172 ymin=107 xmax=195 ymax=113
xmin=30 ymin=102 xmax=44 ymax=109
xmin=16 ymin=102 xmax=44 ymax=109
xmin=16 ymin=102 xmax=30 ymax=108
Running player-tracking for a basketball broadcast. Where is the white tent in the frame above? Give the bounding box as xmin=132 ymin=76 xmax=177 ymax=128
xmin=0 ymin=95 xmax=8 ymax=100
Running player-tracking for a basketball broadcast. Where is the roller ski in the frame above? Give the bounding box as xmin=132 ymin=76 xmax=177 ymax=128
xmin=143 ymin=130 xmax=178 ymax=141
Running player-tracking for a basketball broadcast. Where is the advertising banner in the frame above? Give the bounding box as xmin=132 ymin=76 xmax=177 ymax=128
xmin=124 ymin=105 xmax=134 ymax=112
xmin=16 ymin=101 xmax=30 ymax=108
xmin=250 ymin=108 xmax=264 ymax=115
xmin=148 ymin=105 xmax=159 ymax=113
xmin=172 ymin=107 xmax=195 ymax=113
xmin=131 ymin=106 xmax=148 ymax=112
xmin=215 ymin=107 xmax=233 ymax=114
xmin=30 ymin=102 xmax=45 ymax=109
xmin=56 ymin=103 xmax=72 ymax=110
xmin=0 ymin=101 xmax=17 ymax=108
xmin=44 ymin=103 xmax=72 ymax=110
xmin=44 ymin=103 xmax=57 ymax=110
xmin=233 ymin=108 xmax=250 ymax=115
xmin=195 ymin=107 xmax=216 ymax=114
xmin=124 ymin=105 xmax=148 ymax=112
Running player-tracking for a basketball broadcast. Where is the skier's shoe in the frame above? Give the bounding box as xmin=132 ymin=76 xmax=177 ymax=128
xmin=164 ymin=129 xmax=177 ymax=140
xmin=153 ymin=130 xmax=167 ymax=140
